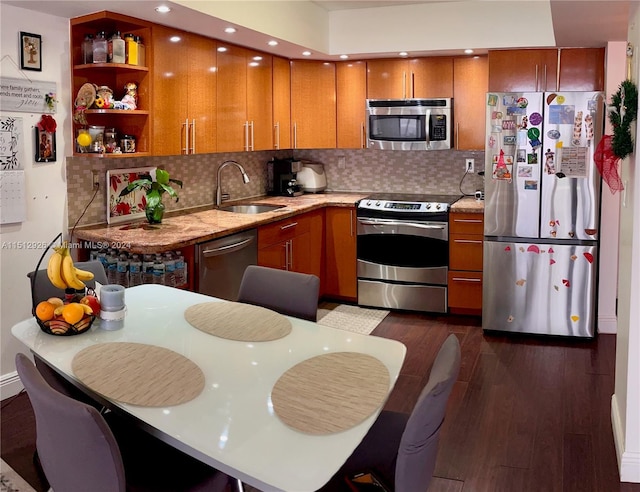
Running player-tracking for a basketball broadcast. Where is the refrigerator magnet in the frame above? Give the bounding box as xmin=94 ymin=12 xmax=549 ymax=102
xmin=503 ymin=135 xmax=517 ymax=145
xmin=488 ymin=94 xmax=498 ymax=106
xmin=544 ymin=149 xmax=556 ymax=174
xmin=524 ymin=180 xmax=537 ymax=190
xmin=529 ymin=112 xmax=542 ymax=125
xmin=518 ymin=115 xmax=528 ymax=129
xmin=517 ymin=149 xmax=526 ymax=162
xmin=527 ymin=153 xmax=538 ymax=164
xmin=517 ymin=166 xmax=532 ymax=177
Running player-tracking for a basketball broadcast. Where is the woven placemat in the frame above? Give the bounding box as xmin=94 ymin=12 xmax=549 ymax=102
xmin=271 ymin=352 xmax=390 ymax=435
xmin=184 ymin=302 xmax=292 ymax=342
xmin=72 ymin=342 xmax=204 ymax=407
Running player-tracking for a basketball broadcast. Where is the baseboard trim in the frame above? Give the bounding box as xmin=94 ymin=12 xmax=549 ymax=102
xmin=0 ymin=371 xmax=23 ymax=400
xmin=598 ymin=314 xmax=618 ymax=334
xmin=612 ymin=394 xmax=640 ymax=483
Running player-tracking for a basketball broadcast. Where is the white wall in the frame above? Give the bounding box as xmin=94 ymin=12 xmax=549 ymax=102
xmin=611 ymin=3 xmax=640 ymax=482
xmin=0 ymin=4 xmax=70 ymax=397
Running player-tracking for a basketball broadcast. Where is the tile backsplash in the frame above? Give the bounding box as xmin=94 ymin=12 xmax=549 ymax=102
xmin=66 ymin=149 xmax=485 ymax=227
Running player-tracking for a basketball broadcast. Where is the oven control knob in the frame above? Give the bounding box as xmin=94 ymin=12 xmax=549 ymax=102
xmin=436 ymin=204 xmax=441 ymax=210
xmin=366 ymin=201 xmax=372 ymax=206
xmin=376 ymin=201 xmax=381 ymax=206
xmin=426 ymin=203 xmax=431 ymax=209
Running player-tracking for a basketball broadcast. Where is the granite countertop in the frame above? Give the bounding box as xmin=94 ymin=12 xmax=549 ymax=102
xmin=451 ymin=196 xmax=484 ymax=214
xmin=73 ymin=193 xmax=370 ymax=254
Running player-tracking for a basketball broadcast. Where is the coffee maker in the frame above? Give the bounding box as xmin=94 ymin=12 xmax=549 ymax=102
xmin=267 ymin=158 xmax=303 ymax=196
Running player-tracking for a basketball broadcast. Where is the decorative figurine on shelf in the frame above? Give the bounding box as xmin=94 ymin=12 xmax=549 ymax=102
xmin=112 ymin=82 xmax=138 ymax=110
xmin=95 ymin=86 xmax=114 ymax=109
xmin=73 ymin=83 xmax=96 ymax=125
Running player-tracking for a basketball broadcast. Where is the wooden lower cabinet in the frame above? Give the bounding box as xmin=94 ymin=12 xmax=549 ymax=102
xmin=257 ymin=210 xmax=323 ymax=284
xmin=324 ymin=207 xmax=357 ymax=300
xmin=448 ymin=212 xmax=484 ymax=315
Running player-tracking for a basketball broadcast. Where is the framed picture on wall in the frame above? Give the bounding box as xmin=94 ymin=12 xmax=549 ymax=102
xmin=20 ymin=32 xmax=41 ymax=71
xmin=35 ymin=128 xmax=55 ymax=162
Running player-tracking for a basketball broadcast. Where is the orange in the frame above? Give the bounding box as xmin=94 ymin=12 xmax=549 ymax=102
xmin=35 ymin=301 xmax=55 ymax=321
xmin=61 ymin=303 xmax=84 ymax=325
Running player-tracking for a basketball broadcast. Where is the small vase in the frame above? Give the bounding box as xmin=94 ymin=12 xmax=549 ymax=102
xmin=145 ymin=201 xmax=165 ymax=224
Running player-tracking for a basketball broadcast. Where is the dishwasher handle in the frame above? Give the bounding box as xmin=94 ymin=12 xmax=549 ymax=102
xmin=201 ymin=236 xmax=255 ymax=258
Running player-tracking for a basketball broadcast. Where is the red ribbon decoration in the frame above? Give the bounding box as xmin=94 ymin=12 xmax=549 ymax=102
xmin=36 ymin=114 xmax=57 ymax=133
xmin=594 ymin=134 xmax=624 ymax=193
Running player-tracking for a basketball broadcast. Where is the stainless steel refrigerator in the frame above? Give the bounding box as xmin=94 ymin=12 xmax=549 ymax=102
xmin=482 ymin=91 xmax=605 ymax=337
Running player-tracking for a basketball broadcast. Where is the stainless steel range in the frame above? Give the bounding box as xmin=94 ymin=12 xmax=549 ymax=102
xmin=356 ymin=193 xmax=461 ymax=313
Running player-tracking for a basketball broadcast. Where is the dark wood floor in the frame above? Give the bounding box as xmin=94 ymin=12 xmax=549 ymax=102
xmin=3 ymin=310 xmax=640 ymax=492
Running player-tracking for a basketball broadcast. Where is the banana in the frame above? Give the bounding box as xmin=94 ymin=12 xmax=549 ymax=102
xmin=80 ymin=304 xmax=93 ymax=315
xmin=46 ymin=248 xmax=67 ymax=290
xmin=60 ymin=250 xmax=86 ymax=290
xmin=74 ymin=267 xmax=95 ymax=282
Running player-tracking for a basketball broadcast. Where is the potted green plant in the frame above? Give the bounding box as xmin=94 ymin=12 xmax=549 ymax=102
xmin=119 ymin=168 xmax=182 ymax=224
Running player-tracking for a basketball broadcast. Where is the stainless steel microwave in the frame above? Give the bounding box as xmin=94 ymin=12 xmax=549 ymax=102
xmin=366 ymin=98 xmax=452 ymax=150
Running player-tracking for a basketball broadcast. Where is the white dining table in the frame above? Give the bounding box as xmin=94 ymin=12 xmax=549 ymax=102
xmin=12 ymin=284 xmax=406 ymax=492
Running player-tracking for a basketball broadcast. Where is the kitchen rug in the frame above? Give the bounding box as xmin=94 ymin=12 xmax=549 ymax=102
xmin=317 ymin=303 xmax=389 ymax=335
xmin=1 ymin=459 xmax=36 ymax=492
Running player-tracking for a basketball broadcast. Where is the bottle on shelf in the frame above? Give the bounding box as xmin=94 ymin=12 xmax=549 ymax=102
xmin=109 ymin=31 xmax=126 ymax=64
xmin=136 ymin=36 xmax=145 ymax=67
xmin=142 ymin=254 xmax=155 ymax=284
xmin=163 ymin=252 xmax=176 ymax=287
xmin=116 ymin=253 xmax=130 ymax=288
xmin=82 ymin=34 xmax=94 ymax=64
xmin=129 ymin=254 xmax=142 ymax=287
xmin=106 ymin=249 xmax=118 ymax=284
xmin=174 ymin=251 xmax=186 ymax=287
xmin=152 ymin=254 xmax=165 ymax=285
xmin=93 ymin=31 xmax=108 ymax=63
xmin=124 ymin=33 xmax=138 ymax=65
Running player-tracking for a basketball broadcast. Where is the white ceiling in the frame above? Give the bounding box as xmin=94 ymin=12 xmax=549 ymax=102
xmin=1 ymin=0 xmax=630 ymax=60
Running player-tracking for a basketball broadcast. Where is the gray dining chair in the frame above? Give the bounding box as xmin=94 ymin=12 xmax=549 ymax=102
xmin=332 ymin=334 xmax=461 ymax=491
xmin=28 ymin=259 xmax=108 ymax=306
xmin=15 ymin=353 xmax=230 ymax=492
xmin=237 ymin=265 xmax=320 ymax=321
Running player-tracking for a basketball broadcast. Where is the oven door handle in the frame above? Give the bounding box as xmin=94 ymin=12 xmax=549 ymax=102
xmin=358 ymin=218 xmax=446 ymax=230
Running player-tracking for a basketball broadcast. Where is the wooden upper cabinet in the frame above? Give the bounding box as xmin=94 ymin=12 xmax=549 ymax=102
xmin=410 ymin=57 xmax=454 ymax=98
xmin=454 ymin=56 xmax=488 ymax=150
xmin=152 ymin=26 xmax=216 ymax=155
xmin=367 ymin=59 xmax=408 ymax=99
xmin=337 ymin=61 xmax=366 ymax=149
xmin=217 ymin=44 xmax=273 ymax=152
xmin=247 ymin=50 xmax=273 ymax=151
xmin=272 ymin=56 xmax=291 ymax=150
xmin=488 ymin=49 xmax=558 ymax=92
xmin=558 ymin=48 xmax=605 ymax=91
xmin=290 ymin=60 xmax=336 ymax=149
xmin=367 ymin=57 xmax=453 ymax=99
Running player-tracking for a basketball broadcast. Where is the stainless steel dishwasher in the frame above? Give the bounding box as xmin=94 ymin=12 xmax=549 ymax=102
xmin=196 ymin=229 xmax=257 ymax=301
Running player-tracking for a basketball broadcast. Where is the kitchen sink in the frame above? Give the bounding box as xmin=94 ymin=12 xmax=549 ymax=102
xmin=217 ymin=204 xmax=285 ymax=214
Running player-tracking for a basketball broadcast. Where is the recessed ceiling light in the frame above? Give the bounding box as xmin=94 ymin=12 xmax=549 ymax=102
xmin=464 ymin=49 xmax=474 ymax=54
xmin=155 ymin=5 xmax=171 ymax=13
xmin=169 ymin=36 xmax=181 ymax=43
xmin=268 ymin=40 xmax=279 ymax=47
xmin=399 ymin=52 xmax=408 ymax=57
xmin=302 ymin=51 xmax=312 ymax=56
xmin=253 ymin=56 xmax=262 ymax=61
xmin=224 ymin=27 xmax=237 ymax=34
xmin=249 ymin=62 xmax=259 ymax=67
xmin=340 ymin=54 xmax=349 ymax=59
xmin=217 ymin=46 xmax=227 ymax=52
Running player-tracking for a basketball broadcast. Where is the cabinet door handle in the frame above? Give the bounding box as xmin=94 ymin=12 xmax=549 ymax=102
xmin=274 ymin=122 xmax=280 ymax=149
xmin=454 ymin=239 xmax=483 ymax=244
xmin=280 ymin=222 xmax=298 ymax=231
xmin=361 ymin=122 xmax=365 ymax=149
xmin=452 ymin=277 xmax=482 ymax=283
xmin=410 ymin=71 xmax=415 ymax=98
xmin=288 ymin=239 xmax=293 ymax=270
xmin=535 ymin=64 xmax=539 ymax=91
xmin=402 ymin=72 xmax=407 ymax=99
xmin=250 ymin=121 xmax=254 ymax=151
xmin=243 ymin=121 xmax=249 ymax=152
xmin=182 ymin=119 xmax=189 ymax=155
xmin=350 ymin=209 xmax=354 ymax=237
xmin=455 ymin=122 xmax=459 ymax=150
xmin=293 ymin=123 xmax=297 ymax=149
xmin=190 ymin=119 xmax=195 ymax=154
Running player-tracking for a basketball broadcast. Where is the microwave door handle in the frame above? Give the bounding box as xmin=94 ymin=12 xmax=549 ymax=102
xmin=425 ymin=110 xmax=431 ymax=149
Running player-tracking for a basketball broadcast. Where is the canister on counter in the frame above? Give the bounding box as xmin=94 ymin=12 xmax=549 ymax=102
xmin=120 ymin=135 xmax=136 ymax=153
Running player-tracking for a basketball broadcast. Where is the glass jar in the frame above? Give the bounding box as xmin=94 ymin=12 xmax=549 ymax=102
xmin=136 ymin=36 xmax=145 ymax=67
xmin=124 ymin=33 xmax=138 ymax=65
xmin=82 ymin=34 xmax=94 ymax=64
xmin=93 ymin=31 xmax=108 ymax=63
xmin=109 ymin=31 xmax=125 ymax=64
xmin=120 ymin=135 xmax=136 ymax=153
xmin=104 ymin=128 xmax=117 ymax=153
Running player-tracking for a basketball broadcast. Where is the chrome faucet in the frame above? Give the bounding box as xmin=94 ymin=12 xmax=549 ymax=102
xmin=215 ymin=160 xmax=250 ymax=206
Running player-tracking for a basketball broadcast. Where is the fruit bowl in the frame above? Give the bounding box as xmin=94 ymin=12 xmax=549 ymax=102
xmin=36 ymin=315 xmax=95 ymax=336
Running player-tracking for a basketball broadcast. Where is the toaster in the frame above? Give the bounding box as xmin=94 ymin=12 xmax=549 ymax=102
xmin=296 ymin=161 xmax=327 ymax=193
